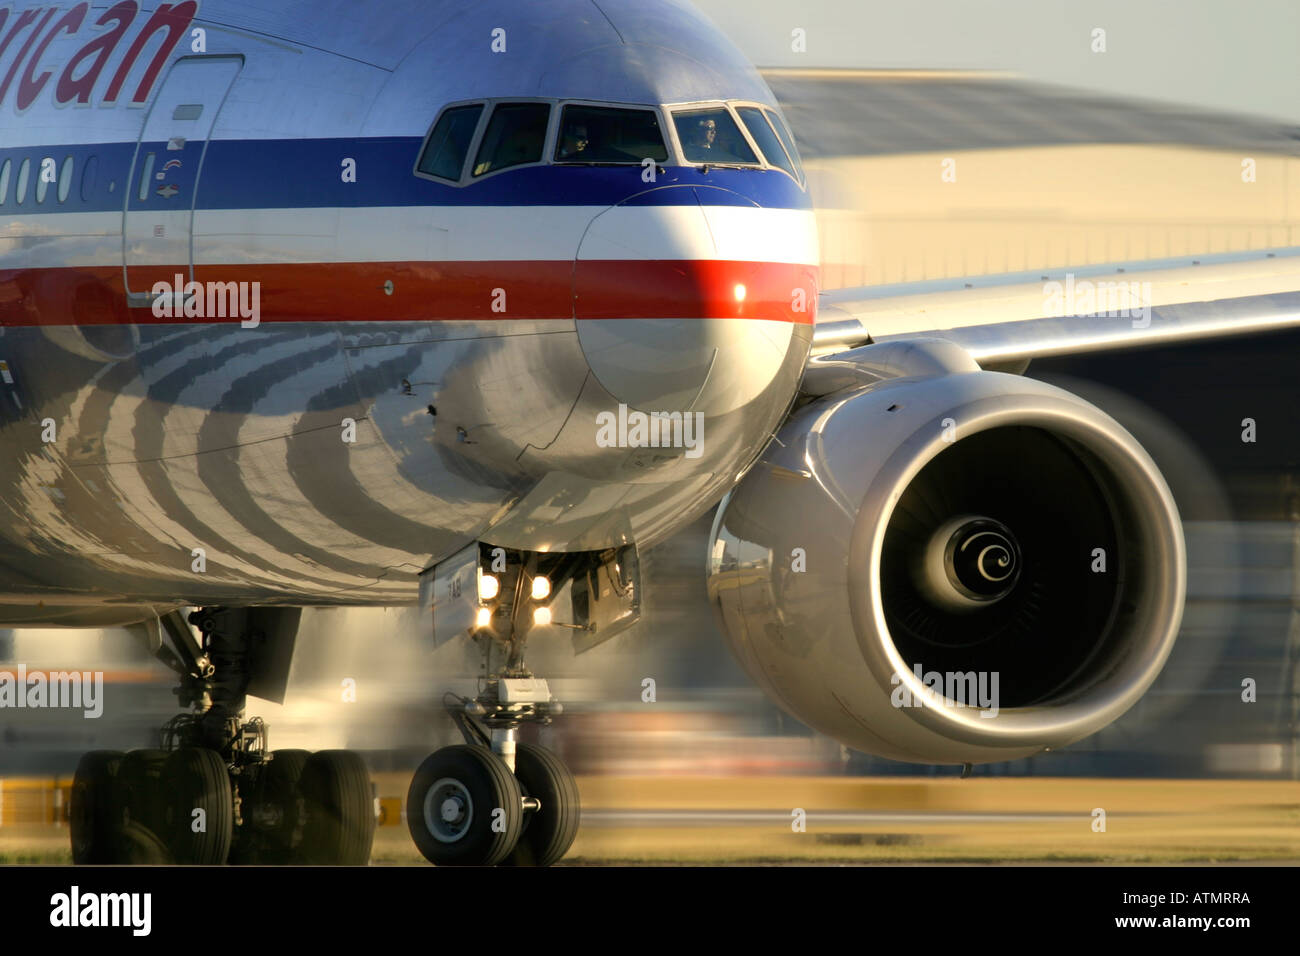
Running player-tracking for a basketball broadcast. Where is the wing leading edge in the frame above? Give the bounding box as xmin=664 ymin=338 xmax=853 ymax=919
xmin=814 ymin=246 xmax=1300 ymax=364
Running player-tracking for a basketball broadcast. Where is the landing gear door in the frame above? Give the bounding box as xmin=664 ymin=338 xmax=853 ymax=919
xmin=421 ymin=542 xmax=480 ymax=650
xmin=568 ymin=544 xmax=641 ymax=654
xmin=420 ymin=542 xmax=642 ymax=652
xmin=123 ymin=55 xmax=243 ymax=305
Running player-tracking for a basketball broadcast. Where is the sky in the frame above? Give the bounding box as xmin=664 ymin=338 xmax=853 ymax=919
xmin=693 ymin=0 xmax=1300 ymax=125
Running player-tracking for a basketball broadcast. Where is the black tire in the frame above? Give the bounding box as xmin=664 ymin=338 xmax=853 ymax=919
xmin=111 ymin=749 xmax=169 ymax=841
xmin=503 ymin=743 xmax=580 ymax=867
xmin=70 ymin=750 xmax=122 ymax=864
xmin=300 ymin=750 xmax=374 ymax=865
xmin=407 ymin=745 xmax=523 ymax=866
xmin=114 ymin=821 xmax=173 ymax=864
xmin=226 ymin=762 xmax=263 ymax=866
xmin=231 ymin=749 xmax=311 ymax=865
xmin=160 ymin=748 xmax=233 ymax=864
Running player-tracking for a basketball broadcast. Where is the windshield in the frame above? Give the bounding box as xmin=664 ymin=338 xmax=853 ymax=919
xmin=555 ymin=105 xmax=668 ymax=164
xmin=735 ymin=106 xmax=799 ymax=180
xmin=415 ymin=98 xmax=806 ymax=185
xmin=473 ymin=102 xmax=550 ymax=176
xmin=672 ymin=107 xmax=758 ymax=165
xmin=764 ymin=108 xmax=804 ymax=182
xmin=417 ymin=103 xmax=483 ymax=180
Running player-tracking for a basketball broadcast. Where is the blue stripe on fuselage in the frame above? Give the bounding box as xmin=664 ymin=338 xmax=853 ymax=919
xmin=0 ymin=138 xmax=811 ymax=214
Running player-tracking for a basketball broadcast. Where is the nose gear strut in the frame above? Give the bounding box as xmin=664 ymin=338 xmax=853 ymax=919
xmin=407 ymin=545 xmax=582 ymax=866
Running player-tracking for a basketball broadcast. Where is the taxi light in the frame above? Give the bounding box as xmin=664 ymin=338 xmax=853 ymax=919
xmin=533 ymin=607 xmax=552 ymax=626
xmin=531 ymin=576 xmax=550 ymax=600
xmin=478 ymin=574 xmax=499 ymax=601
xmin=476 ymin=607 xmax=492 ymax=629
xmin=733 ymin=283 xmax=746 ymax=302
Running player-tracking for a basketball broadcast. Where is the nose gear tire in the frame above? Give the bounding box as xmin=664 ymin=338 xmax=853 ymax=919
xmin=406 ymin=745 xmax=524 ymax=866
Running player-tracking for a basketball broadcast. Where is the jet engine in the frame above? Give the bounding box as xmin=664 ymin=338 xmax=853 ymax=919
xmin=706 ymin=341 xmax=1185 ymax=764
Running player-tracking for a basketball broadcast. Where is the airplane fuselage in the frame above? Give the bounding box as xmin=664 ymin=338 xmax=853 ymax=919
xmin=0 ymin=0 xmax=819 ymax=624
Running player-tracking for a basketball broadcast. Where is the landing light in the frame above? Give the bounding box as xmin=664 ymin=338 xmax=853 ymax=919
xmin=531 ymin=576 xmax=550 ymax=600
xmin=733 ymin=283 xmax=746 ymax=302
xmin=478 ymin=574 xmax=499 ymax=601
xmin=533 ymin=607 xmax=552 ymax=626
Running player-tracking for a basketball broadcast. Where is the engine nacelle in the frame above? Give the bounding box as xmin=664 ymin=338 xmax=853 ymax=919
xmin=707 ymin=360 xmax=1185 ymax=764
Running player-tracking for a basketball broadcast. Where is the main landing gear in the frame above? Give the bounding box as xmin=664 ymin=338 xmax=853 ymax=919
xmin=69 ymin=608 xmax=375 ymax=865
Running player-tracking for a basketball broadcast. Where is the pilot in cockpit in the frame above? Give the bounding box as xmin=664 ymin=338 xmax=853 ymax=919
xmin=558 ymin=124 xmax=590 ymax=159
xmin=691 ymin=118 xmax=718 ymax=151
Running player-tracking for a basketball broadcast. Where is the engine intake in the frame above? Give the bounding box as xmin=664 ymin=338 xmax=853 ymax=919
xmin=707 ymin=361 xmax=1184 ymax=765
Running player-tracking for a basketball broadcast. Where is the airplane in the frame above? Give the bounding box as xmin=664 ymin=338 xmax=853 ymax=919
xmin=1 ymin=0 xmax=1298 ymax=866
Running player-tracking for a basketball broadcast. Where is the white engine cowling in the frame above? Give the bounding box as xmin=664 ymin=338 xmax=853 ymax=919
xmin=707 ymin=356 xmax=1185 ymax=764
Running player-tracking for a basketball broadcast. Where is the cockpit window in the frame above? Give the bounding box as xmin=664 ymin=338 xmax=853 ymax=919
xmin=417 ymin=103 xmax=483 ymax=181
xmin=736 ymin=107 xmax=799 ymax=180
xmin=555 ymin=105 xmax=668 ymax=164
xmin=473 ymin=102 xmax=551 ymax=177
xmin=673 ymin=107 xmax=757 ymax=165
xmin=764 ymin=109 xmax=804 ymax=181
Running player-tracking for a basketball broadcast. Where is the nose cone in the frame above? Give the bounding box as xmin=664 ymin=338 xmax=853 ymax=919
xmin=574 ymin=185 xmax=818 ymax=416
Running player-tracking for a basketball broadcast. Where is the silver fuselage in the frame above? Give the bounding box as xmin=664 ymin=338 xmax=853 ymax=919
xmin=0 ymin=0 xmax=818 ymax=624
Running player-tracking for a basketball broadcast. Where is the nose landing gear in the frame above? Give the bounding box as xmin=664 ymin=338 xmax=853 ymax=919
xmin=407 ymin=745 xmax=524 ymax=866
xmin=407 ymin=679 xmax=580 ymax=866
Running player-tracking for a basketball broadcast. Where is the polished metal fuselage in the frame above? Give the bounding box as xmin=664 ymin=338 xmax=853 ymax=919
xmin=0 ymin=0 xmax=817 ymax=624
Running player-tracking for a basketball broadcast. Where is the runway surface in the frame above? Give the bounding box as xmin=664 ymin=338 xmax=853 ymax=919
xmin=580 ymin=810 xmax=1086 ymax=825
xmin=3 ymin=775 xmax=1297 ymax=865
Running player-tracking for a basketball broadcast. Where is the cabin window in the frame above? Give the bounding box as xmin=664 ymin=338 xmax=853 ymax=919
xmin=137 ymin=152 xmax=155 ymax=201
xmin=81 ymin=156 xmax=98 ymax=203
xmin=16 ymin=158 xmax=30 ymax=204
xmin=36 ymin=159 xmax=51 ymax=203
xmin=58 ymin=156 xmax=74 ymax=203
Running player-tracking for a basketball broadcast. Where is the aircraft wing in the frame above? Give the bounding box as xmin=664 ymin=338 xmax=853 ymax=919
xmin=760 ymin=68 xmax=1300 ymax=365
xmin=813 ymin=247 xmax=1300 ymax=363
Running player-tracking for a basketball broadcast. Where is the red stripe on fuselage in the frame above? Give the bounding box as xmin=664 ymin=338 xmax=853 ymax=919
xmin=1 ymin=260 xmax=819 ymax=326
